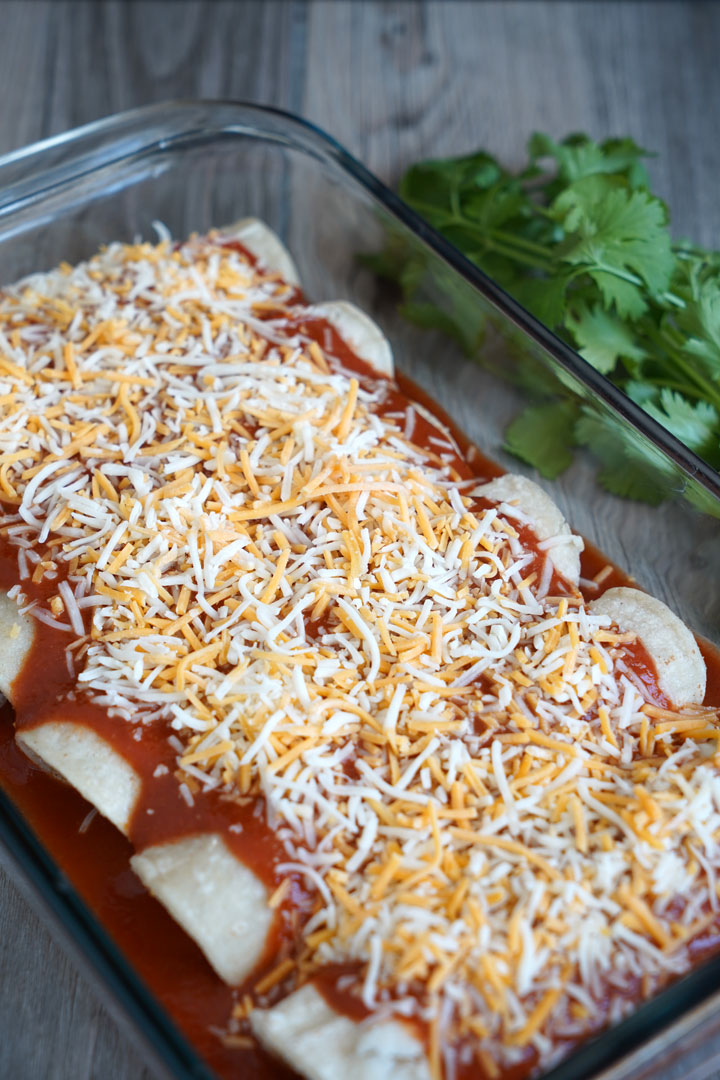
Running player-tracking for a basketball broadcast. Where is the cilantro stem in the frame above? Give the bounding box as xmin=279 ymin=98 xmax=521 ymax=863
xmin=401 ymin=198 xmax=556 ymax=269
xmin=642 ymin=377 xmax=708 ymax=400
xmin=644 ymin=327 xmax=720 ymax=411
xmin=666 ymin=352 xmax=720 ymax=411
xmin=660 ymin=292 xmax=685 ymax=309
xmin=488 ymin=230 xmax=554 ymax=259
xmin=482 ymin=239 xmax=552 ymax=269
xmin=580 ymin=263 xmax=644 ymax=288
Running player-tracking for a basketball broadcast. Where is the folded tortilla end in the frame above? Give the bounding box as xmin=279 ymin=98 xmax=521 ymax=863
xmin=476 ymin=474 xmax=583 ymax=585
xmin=308 ymin=300 xmax=394 ymax=378
xmin=590 ymin=586 xmax=706 ymax=706
xmin=16 ymin=721 xmax=141 ymax=833
xmin=131 ymin=833 xmax=273 ymax=985
xmin=0 ymin=592 xmax=35 ymax=701
xmin=224 ymin=218 xmax=301 ymax=286
xmin=250 ymin=983 xmax=431 ymax=1080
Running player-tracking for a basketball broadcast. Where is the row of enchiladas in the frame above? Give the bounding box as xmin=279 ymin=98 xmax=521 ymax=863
xmin=0 ymin=220 xmax=714 ymax=1080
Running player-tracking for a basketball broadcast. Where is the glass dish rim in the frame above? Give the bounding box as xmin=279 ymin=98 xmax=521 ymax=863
xmin=0 ymin=99 xmax=718 ymax=1080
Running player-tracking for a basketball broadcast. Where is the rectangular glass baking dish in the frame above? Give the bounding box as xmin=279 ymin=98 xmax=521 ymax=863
xmin=0 ymin=100 xmax=719 ymax=1080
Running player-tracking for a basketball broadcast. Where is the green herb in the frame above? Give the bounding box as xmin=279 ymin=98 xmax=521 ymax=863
xmin=370 ymin=132 xmax=720 ymax=502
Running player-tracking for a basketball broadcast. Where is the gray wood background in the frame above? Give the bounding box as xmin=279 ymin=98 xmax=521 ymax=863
xmin=1 ymin=2 xmax=720 ymax=1078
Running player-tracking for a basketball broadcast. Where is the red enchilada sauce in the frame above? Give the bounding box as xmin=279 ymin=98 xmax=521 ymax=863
xmin=0 ymin=282 xmax=718 ymax=1080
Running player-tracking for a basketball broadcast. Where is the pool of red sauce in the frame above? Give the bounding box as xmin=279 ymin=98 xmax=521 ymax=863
xmin=1 ymin=254 xmax=719 ymax=1080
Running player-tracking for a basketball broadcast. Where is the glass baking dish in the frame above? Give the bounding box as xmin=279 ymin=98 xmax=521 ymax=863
xmin=0 ymin=100 xmax=718 ymax=1080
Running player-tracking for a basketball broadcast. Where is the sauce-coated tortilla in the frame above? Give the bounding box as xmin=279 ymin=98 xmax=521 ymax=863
xmin=227 ymin=219 xmax=301 ymax=287
xmin=476 ymin=473 xmax=583 ymax=584
xmin=131 ymin=834 xmax=273 ymax=986
xmin=18 ymin=722 xmax=141 ymax=834
xmin=250 ymin=984 xmax=431 ymax=1080
xmin=0 ymin=593 xmax=34 ymax=700
xmin=308 ymin=301 xmax=394 ymax=378
xmin=591 ymin=586 xmax=706 ymax=706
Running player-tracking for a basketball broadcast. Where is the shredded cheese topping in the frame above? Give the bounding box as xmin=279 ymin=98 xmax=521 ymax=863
xmin=1 ymin=231 xmax=719 ymax=1078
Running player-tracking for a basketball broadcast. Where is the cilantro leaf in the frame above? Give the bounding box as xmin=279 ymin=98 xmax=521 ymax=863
xmin=624 ymin=380 xmax=658 ymax=406
xmin=529 ymin=132 xmax=651 ymax=188
xmin=583 ymin=271 xmax=649 ymax=321
xmin=552 ymin=179 xmax=675 ymax=307
xmin=513 ymin=274 xmax=573 ymax=330
xmin=573 ymin=413 xmax=673 ymax=503
xmin=399 ymin=301 xmax=478 ymax=353
xmin=399 ymin=151 xmax=508 ymax=221
xmin=643 ymin=389 xmax=720 ymax=464
xmin=503 ymin=401 xmax=578 ymax=478
xmin=669 ymin=256 xmax=720 ymax=379
xmin=565 ymin=303 xmax=649 ymax=373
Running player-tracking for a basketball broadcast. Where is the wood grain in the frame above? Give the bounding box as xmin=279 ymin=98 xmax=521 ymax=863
xmin=0 ymin=2 xmax=719 ymax=1078
xmin=301 ymin=0 xmax=720 ymax=246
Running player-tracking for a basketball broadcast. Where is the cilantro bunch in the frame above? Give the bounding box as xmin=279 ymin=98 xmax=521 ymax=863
xmin=374 ymin=133 xmax=720 ymax=500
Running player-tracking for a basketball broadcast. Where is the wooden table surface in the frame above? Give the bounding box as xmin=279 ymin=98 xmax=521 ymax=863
xmin=1 ymin=2 xmax=720 ymax=1078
